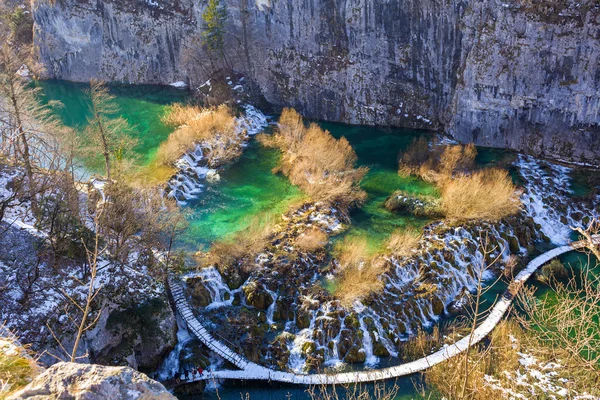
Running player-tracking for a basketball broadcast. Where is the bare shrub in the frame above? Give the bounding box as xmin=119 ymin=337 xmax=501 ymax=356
xmin=518 ymin=262 xmax=600 ymax=381
xmin=398 ymin=137 xmax=430 ymax=177
xmin=424 ymin=320 xmax=524 ymax=400
xmin=399 ymin=141 xmax=520 ymax=222
xmin=260 ymin=109 xmax=368 ymax=212
xmin=295 ymin=228 xmax=328 ymax=253
xmin=441 ymin=168 xmax=521 ymax=222
xmin=158 ymin=104 xmax=239 ymax=167
xmin=333 ymin=237 xmax=387 ymax=307
xmin=401 ymin=326 xmax=442 ymax=361
xmin=387 ymin=227 xmax=421 ymax=257
xmin=438 ymin=143 xmax=477 ymax=178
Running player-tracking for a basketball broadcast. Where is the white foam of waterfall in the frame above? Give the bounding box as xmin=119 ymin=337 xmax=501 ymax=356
xmin=517 ymin=155 xmax=573 ymax=244
xmin=287 ymin=310 xmax=316 ymax=373
xmin=517 ymin=155 xmax=598 ymax=245
xmin=237 ymin=104 xmax=270 ymax=136
xmin=264 ymin=287 xmax=278 ymax=326
xmin=155 ymin=314 xmax=193 ymax=381
xmin=354 ymin=303 xmax=378 ymax=367
xmin=183 ymin=267 xmax=241 ymax=310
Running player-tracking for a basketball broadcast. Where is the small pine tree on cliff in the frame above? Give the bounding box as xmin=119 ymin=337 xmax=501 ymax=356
xmin=202 ymin=0 xmax=228 ymax=53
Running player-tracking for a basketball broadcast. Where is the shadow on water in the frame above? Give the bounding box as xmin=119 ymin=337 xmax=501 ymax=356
xmin=177 ymin=374 xmax=427 ymax=400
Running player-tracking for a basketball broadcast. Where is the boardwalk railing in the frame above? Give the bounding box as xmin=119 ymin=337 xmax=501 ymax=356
xmin=167 ymin=236 xmax=599 ymax=385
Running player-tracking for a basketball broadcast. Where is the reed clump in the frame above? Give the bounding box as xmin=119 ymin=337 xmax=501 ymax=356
xmin=332 ymin=237 xmax=388 ymax=307
xmin=259 ymin=109 xmax=368 ymax=213
xmin=398 ymin=140 xmax=520 ymax=222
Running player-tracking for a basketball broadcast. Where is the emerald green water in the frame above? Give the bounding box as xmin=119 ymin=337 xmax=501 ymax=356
xmin=35 ymin=80 xmax=188 ymax=166
xmin=180 ymin=142 xmax=304 ymax=250
xmin=37 ymin=80 xmax=600 ymax=400
xmin=321 ymin=123 xmax=437 ymax=253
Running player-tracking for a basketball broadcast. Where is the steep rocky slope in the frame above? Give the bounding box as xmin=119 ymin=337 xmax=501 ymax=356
xmin=31 ymin=0 xmax=600 ymax=162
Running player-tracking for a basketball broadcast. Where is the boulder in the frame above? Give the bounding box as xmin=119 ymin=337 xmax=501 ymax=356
xmin=343 ymin=346 xmax=366 ymax=364
xmin=8 ymin=362 xmax=175 ymax=400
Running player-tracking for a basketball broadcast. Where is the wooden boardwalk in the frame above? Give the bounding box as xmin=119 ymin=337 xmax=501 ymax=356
xmin=167 ymin=236 xmax=599 ymax=385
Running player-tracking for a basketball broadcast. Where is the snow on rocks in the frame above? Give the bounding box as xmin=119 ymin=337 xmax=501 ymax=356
xmin=169 ymin=81 xmax=188 ymax=89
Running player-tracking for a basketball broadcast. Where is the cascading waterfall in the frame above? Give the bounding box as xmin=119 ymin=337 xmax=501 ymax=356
xmin=183 ymin=267 xmax=242 ymax=310
xmin=517 ymin=154 xmax=599 ymax=244
xmin=155 ymin=314 xmax=193 ymax=381
xmin=167 ymin=105 xmax=270 ymax=204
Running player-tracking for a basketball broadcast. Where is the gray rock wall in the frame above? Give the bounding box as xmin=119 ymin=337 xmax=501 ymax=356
xmin=31 ymin=0 xmax=600 ymax=163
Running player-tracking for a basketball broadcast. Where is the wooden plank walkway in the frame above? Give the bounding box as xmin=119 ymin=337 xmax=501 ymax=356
xmin=168 ymin=236 xmax=599 ymax=385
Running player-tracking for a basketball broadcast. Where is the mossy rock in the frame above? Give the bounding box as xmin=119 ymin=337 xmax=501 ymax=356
xmin=431 ymin=296 xmax=445 ymax=316
xmin=232 ymin=291 xmax=242 ymax=306
xmin=536 ymin=259 xmax=569 ymax=284
xmin=185 ymin=280 xmax=212 ymax=308
xmin=373 ymin=342 xmax=390 ymax=357
xmin=508 ymin=235 xmax=521 ymax=254
xmin=344 ymin=313 xmax=360 ymax=329
xmin=344 ymin=346 xmax=366 ymax=363
xmin=242 ymin=282 xmax=273 ymax=310
xmin=296 ymin=310 xmax=311 ymax=329
xmin=384 ymin=191 xmax=442 ymax=217
xmin=302 ymin=341 xmax=317 ymax=356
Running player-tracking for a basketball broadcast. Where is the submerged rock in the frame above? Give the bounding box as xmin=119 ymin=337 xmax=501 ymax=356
xmin=384 ymin=191 xmax=442 ymax=218
xmin=8 ymin=362 xmax=175 ymax=400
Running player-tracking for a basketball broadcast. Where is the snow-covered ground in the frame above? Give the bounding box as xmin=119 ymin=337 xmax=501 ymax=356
xmin=484 ymin=335 xmax=596 ymax=399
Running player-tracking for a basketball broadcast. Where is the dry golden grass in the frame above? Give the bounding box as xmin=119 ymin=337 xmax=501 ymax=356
xmin=424 ymin=320 xmax=533 ymax=400
xmin=441 ymin=168 xmax=521 ymax=222
xmin=0 ymin=334 xmax=39 ymax=397
xmin=295 ymin=228 xmax=328 ymax=252
xmin=399 ymin=141 xmax=476 ymax=183
xmin=133 ymin=104 xmax=239 ymax=186
xmin=260 ymin=109 xmax=368 ymax=211
xmin=387 ymin=227 xmax=422 ymax=257
xmin=402 ymin=326 xmax=442 ymax=361
xmin=438 ymin=143 xmax=477 ymax=177
xmin=399 ymin=142 xmax=520 ymax=222
xmin=333 ymin=237 xmax=388 ymax=307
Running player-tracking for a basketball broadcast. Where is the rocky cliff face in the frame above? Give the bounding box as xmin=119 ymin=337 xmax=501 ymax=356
xmin=31 ymin=0 xmax=600 ymax=163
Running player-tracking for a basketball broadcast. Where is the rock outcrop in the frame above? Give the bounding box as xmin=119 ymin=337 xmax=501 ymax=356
xmin=31 ymin=0 xmax=600 ymax=163
xmin=7 ymin=362 xmax=176 ymax=400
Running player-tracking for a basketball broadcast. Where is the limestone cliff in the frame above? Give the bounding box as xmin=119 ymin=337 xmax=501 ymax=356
xmin=31 ymin=0 xmax=600 ymax=163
